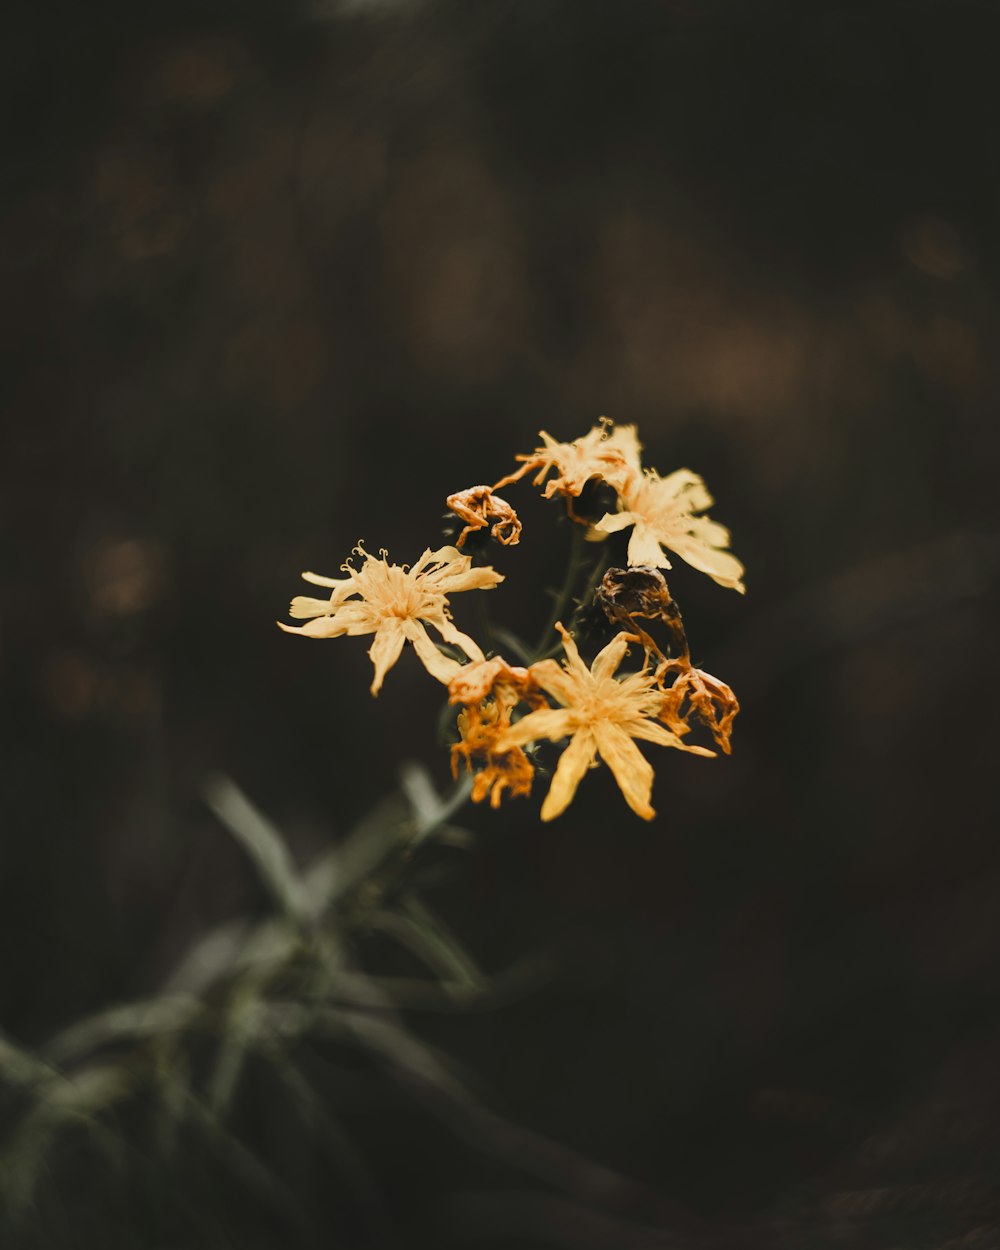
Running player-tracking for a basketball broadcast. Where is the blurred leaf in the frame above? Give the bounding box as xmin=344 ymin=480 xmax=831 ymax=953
xmin=0 ymin=1031 xmax=59 ymax=1090
xmin=44 ymin=995 xmax=201 ymax=1066
xmin=204 ymin=774 xmax=306 ymax=925
xmin=370 ymin=894 xmax=484 ymax=989
xmin=300 ymin=794 xmax=408 ymax=917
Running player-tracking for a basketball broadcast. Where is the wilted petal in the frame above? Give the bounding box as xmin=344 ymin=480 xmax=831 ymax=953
xmin=435 ymin=565 xmax=505 ymax=594
xmin=525 ymin=658 xmax=580 ymax=707
xmin=411 ymin=545 xmax=462 ymax=575
xmin=657 ymin=469 xmax=713 ymax=511
xmin=627 ymin=524 xmax=672 ymax=569
xmin=301 ymin=570 xmax=351 ymax=589
xmin=368 ymin=622 xmax=407 ymax=695
xmin=289 ymin=595 xmax=340 ymax=619
xmin=593 ymin=722 xmax=656 ymax=820
xmin=668 ymin=538 xmax=746 ymax=592
xmin=424 ymin=612 xmax=486 ymax=663
xmin=590 ymin=509 xmax=635 ymax=536
xmin=277 ymin=616 xmax=354 ymax=639
xmin=540 ymin=729 xmax=597 ymax=821
xmin=628 ymin=719 xmax=716 ymax=755
xmin=590 ymin=631 xmax=634 ymax=681
xmin=403 ymin=619 xmax=464 ymax=685
xmin=498 ymin=706 xmax=575 ymax=749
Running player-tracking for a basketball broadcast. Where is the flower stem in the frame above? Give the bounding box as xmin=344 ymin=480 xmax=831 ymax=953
xmin=531 ymin=524 xmax=586 ymax=658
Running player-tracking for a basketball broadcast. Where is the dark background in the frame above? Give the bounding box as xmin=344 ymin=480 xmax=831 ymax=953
xmin=2 ymin=0 xmax=999 ymax=1246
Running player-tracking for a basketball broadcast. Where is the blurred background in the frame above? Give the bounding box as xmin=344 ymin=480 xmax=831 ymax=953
xmin=2 ymin=0 xmax=999 ymax=1246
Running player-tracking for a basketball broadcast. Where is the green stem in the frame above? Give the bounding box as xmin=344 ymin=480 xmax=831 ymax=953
xmin=531 ymin=524 xmax=586 ymax=658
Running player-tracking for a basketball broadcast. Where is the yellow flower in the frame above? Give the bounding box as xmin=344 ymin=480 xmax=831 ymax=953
xmin=590 ymin=468 xmax=746 ymax=593
xmin=497 ymin=624 xmax=713 ymax=822
xmin=278 ymin=544 xmax=502 ymax=695
xmin=493 ymin=419 xmax=642 ymax=500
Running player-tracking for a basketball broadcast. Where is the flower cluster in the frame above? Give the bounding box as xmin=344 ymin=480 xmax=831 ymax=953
xmin=280 ymin=421 xmax=744 ymax=821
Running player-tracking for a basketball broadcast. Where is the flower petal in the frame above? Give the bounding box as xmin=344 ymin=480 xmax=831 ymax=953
xmin=667 ymin=538 xmax=746 ymax=592
xmin=593 ymin=722 xmax=656 ymax=820
xmin=403 ymin=619 xmax=464 ymax=685
xmin=553 ymin=623 xmax=591 ymax=681
xmin=368 ymin=622 xmax=407 ymax=696
xmin=524 ymin=658 xmax=580 ymax=707
xmin=424 ymin=613 xmax=486 ymax=663
xmin=288 ymin=595 xmax=340 ymax=619
xmin=435 ymin=565 xmax=505 ymax=594
xmin=540 ymin=729 xmax=597 ymax=821
xmin=590 ymin=509 xmax=635 ymax=536
xmin=301 ymin=570 xmax=351 ymax=589
xmin=277 ymin=616 xmax=358 ymax=639
xmin=626 ymin=523 xmax=672 ymax=569
xmin=498 ymin=705 xmax=575 ymax=749
xmin=591 ymin=631 xmax=633 ymax=681
xmin=656 ymin=468 xmax=713 ymax=510
xmin=628 ymin=719 xmax=716 ymax=755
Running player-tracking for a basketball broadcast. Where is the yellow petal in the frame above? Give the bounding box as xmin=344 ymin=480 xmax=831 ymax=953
xmin=667 ymin=538 xmax=746 ymax=592
xmin=498 ymin=706 xmax=575 ymax=749
xmin=403 ymin=620 xmax=464 ymax=685
xmin=540 ymin=729 xmax=597 ymax=821
xmin=590 ymin=509 xmax=634 ymax=536
xmin=301 ymin=570 xmax=351 ymax=588
xmin=277 ymin=616 xmax=355 ymax=638
xmin=628 ymin=719 xmax=716 ymax=755
xmin=592 ymin=722 xmax=655 ymax=820
xmin=288 ymin=595 xmax=339 ymax=619
xmin=590 ymin=631 xmax=633 ymax=681
xmin=524 ymin=658 xmax=580 ymax=707
xmin=626 ymin=524 xmax=671 ymax=568
xmin=656 ymin=468 xmax=713 ymax=511
xmin=368 ymin=622 xmax=407 ymax=696
xmin=436 ymin=565 xmax=505 ymax=594
xmin=553 ymin=623 xmax=591 ymax=681
xmin=425 ymin=614 xmax=486 ymax=663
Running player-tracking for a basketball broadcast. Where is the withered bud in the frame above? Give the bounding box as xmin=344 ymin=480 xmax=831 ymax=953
xmin=445 ymin=485 xmax=522 ymax=549
xmin=596 ymin=566 xmax=688 ymax=659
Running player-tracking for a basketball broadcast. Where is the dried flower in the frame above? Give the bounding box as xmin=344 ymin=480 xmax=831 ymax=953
xmin=590 ymin=468 xmax=745 ymax=593
xmin=658 ymin=660 xmax=740 ymax=755
xmin=449 ymin=657 xmax=545 ymax=808
xmin=278 ymin=544 xmax=502 ymax=695
xmin=498 ymin=624 xmax=713 ymax=821
xmin=493 ymin=419 xmax=642 ymax=501
xmin=445 ymin=485 xmax=522 ymax=548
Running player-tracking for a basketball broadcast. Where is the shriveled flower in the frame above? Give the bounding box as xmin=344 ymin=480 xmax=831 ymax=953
xmin=590 ymin=468 xmax=746 ymax=593
xmin=445 ymin=485 xmax=522 ymax=548
xmin=658 ymin=660 xmax=740 ymax=755
xmin=449 ymin=657 xmax=545 ymax=808
xmin=278 ymin=544 xmax=502 ymax=695
xmin=493 ymin=419 xmax=642 ymax=500
xmin=497 ymin=623 xmax=713 ymax=822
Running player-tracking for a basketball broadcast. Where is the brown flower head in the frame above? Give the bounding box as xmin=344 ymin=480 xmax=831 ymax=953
xmin=498 ymin=624 xmax=713 ymax=821
xmin=278 ymin=544 xmax=502 ymax=695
